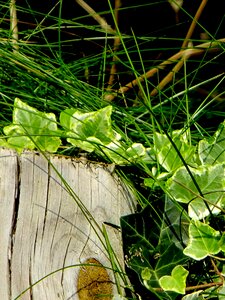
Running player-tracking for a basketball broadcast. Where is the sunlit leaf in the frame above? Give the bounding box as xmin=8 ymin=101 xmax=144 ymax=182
xmin=3 ymin=98 xmax=61 ymax=152
xmin=154 ymin=130 xmax=196 ymax=173
xmin=199 ymin=121 xmax=225 ymax=165
xmin=183 ymin=220 xmax=221 ymax=260
xmin=167 ymin=164 xmax=225 ymax=219
xmin=159 ymin=265 xmax=188 ymax=294
xmin=60 ymin=106 xmax=152 ymax=164
xmin=60 ymin=105 xmax=120 ymax=152
xmin=219 ymin=233 xmax=225 ymax=252
xmin=218 ymin=285 xmax=225 ymax=300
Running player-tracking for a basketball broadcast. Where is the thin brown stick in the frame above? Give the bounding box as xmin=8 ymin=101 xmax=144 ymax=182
xmin=153 ymin=280 xmax=223 ymax=293
xmin=168 ymin=0 xmax=183 ymax=23
xmin=75 ymin=0 xmax=115 ymax=34
xmin=150 ymin=58 xmax=187 ymax=96
xmin=104 ymin=38 xmax=225 ymax=101
xmin=182 ymin=0 xmax=208 ymax=49
xmin=210 ymin=257 xmax=224 ymax=282
xmin=107 ymin=0 xmax=122 ymax=89
xmin=105 ymin=0 xmax=209 ymax=100
xmin=10 ymin=0 xmax=19 ymax=52
xmin=151 ymin=0 xmax=208 ymax=96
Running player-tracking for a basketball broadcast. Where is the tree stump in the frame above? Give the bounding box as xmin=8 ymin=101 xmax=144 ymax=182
xmin=0 ymin=148 xmax=135 ymax=300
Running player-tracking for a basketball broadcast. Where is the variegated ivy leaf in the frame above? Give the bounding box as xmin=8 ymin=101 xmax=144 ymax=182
xmin=167 ymin=164 xmax=225 ymax=220
xmin=3 ymin=98 xmax=61 ymax=152
xmin=199 ymin=120 xmax=225 ymax=165
xmin=154 ymin=130 xmax=196 ymax=173
xmin=60 ymin=106 xmax=120 ymax=152
xmin=183 ymin=220 xmax=221 ymax=260
xmin=159 ymin=265 xmax=189 ymax=294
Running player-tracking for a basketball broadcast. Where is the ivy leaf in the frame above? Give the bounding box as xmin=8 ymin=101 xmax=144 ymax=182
xmin=159 ymin=265 xmax=189 ymax=294
xmin=60 ymin=107 xmax=153 ymax=165
xmin=199 ymin=120 xmax=225 ymax=165
xmin=218 ymin=285 xmax=225 ymax=300
xmin=154 ymin=130 xmax=196 ymax=173
xmin=3 ymin=98 xmax=61 ymax=152
xmin=167 ymin=164 xmax=225 ymax=220
xmin=59 ymin=108 xmax=77 ymax=131
xmin=60 ymin=106 xmax=120 ymax=152
xmin=183 ymin=220 xmax=221 ymax=260
xmin=181 ymin=290 xmax=204 ymax=300
xmin=219 ymin=233 xmax=225 ymax=252
xmin=0 ymin=138 xmax=11 ymax=148
xmin=121 ymin=205 xmax=187 ymax=299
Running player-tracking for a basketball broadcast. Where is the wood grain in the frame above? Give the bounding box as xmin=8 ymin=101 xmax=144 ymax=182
xmin=0 ymin=149 xmax=135 ymax=300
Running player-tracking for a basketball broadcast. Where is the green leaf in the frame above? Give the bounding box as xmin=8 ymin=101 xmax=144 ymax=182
xmin=60 ymin=106 xmax=120 ymax=152
xmin=167 ymin=164 xmax=225 ymax=219
xmin=0 ymin=137 xmax=11 ymax=148
xmin=219 ymin=233 xmax=225 ymax=252
xmin=103 ymin=143 xmax=155 ymax=165
xmin=3 ymin=98 xmax=61 ymax=152
xmin=163 ymin=197 xmax=190 ymax=249
xmin=59 ymin=108 xmax=77 ymax=131
xmin=121 ymin=205 xmax=188 ymax=298
xmin=159 ymin=265 xmax=189 ymax=294
xmin=218 ymin=285 xmax=225 ymax=300
xmin=141 ymin=267 xmax=152 ymax=281
xmin=199 ymin=120 xmax=225 ymax=165
xmin=183 ymin=220 xmax=221 ymax=260
xmin=154 ymin=130 xmax=196 ymax=173
xmin=181 ymin=290 xmax=204 ymax=300
xmin=60 ymin=106 xmax=153 ymax=164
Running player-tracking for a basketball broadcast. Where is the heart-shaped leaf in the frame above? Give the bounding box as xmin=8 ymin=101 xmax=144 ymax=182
xmin=183 ymin=220 xmax=221 ymax=260
xmin=3 ymin=98 xmax=61 ymax=152
xmin=159 ymin=265 xmax=189 ymax=294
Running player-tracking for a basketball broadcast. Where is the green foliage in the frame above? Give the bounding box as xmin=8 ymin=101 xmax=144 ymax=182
xmin=183 ymin=220 xmax=222 ymax=260
xmin=121 ymin=120 xmax=225 ymax=299
xmin=167 ymin=164 xmax=225 ymax=220
xmin=60 ymin=106 xmax=119 ymax=152
xmin=159 ymin=265 xmax=189 ymax=294
xmin=0 ymin=1 xmax=224 ymax=297
xmin=199 ymin=121 xmax=225 ymax=165
xmin=2 ymin=97 xmax=225 ymax=299
xmin=154 ymin=131 xmax=196 ymax=173
xmin=121 ymin=205 xmax=188 ymax=299
xmin=2 ymin=98 xmax=154 ymax=165
xmin=2 ymin=98 xmax=61 ymax=152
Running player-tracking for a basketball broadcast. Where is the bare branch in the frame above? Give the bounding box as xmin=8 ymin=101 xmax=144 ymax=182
xmin=75 ymin=0 xmax=115 ymax=34
xmin=10 ymin=0 xmax=19 ymax=51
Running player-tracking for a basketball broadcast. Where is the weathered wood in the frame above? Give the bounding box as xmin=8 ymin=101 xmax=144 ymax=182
xmin=0 ymin=149 xmax=135 ymax=300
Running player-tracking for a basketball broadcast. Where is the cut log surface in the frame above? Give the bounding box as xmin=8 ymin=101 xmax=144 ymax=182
xmin=0 ymin=148 xmax=135 ymax=300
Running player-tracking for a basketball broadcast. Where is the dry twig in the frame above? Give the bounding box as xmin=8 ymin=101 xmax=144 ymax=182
xmin=75 ymin=0 xmax=115 ymax=34
xmin=10 ymin=0 xmax=19 ymax=51
xmin=104 ymin=38 xmax=225 ymax=101
xmin=104 ymin=0 xmax=224 ymax=101
xmin=148 ymin=0 xmax=209 ymax=96
xmin=107 ymin=0 xmax=122 ymax=89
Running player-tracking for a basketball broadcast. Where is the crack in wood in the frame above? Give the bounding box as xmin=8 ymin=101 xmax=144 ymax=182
xmin=0 ymin=149 xmax=135 ymax=299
